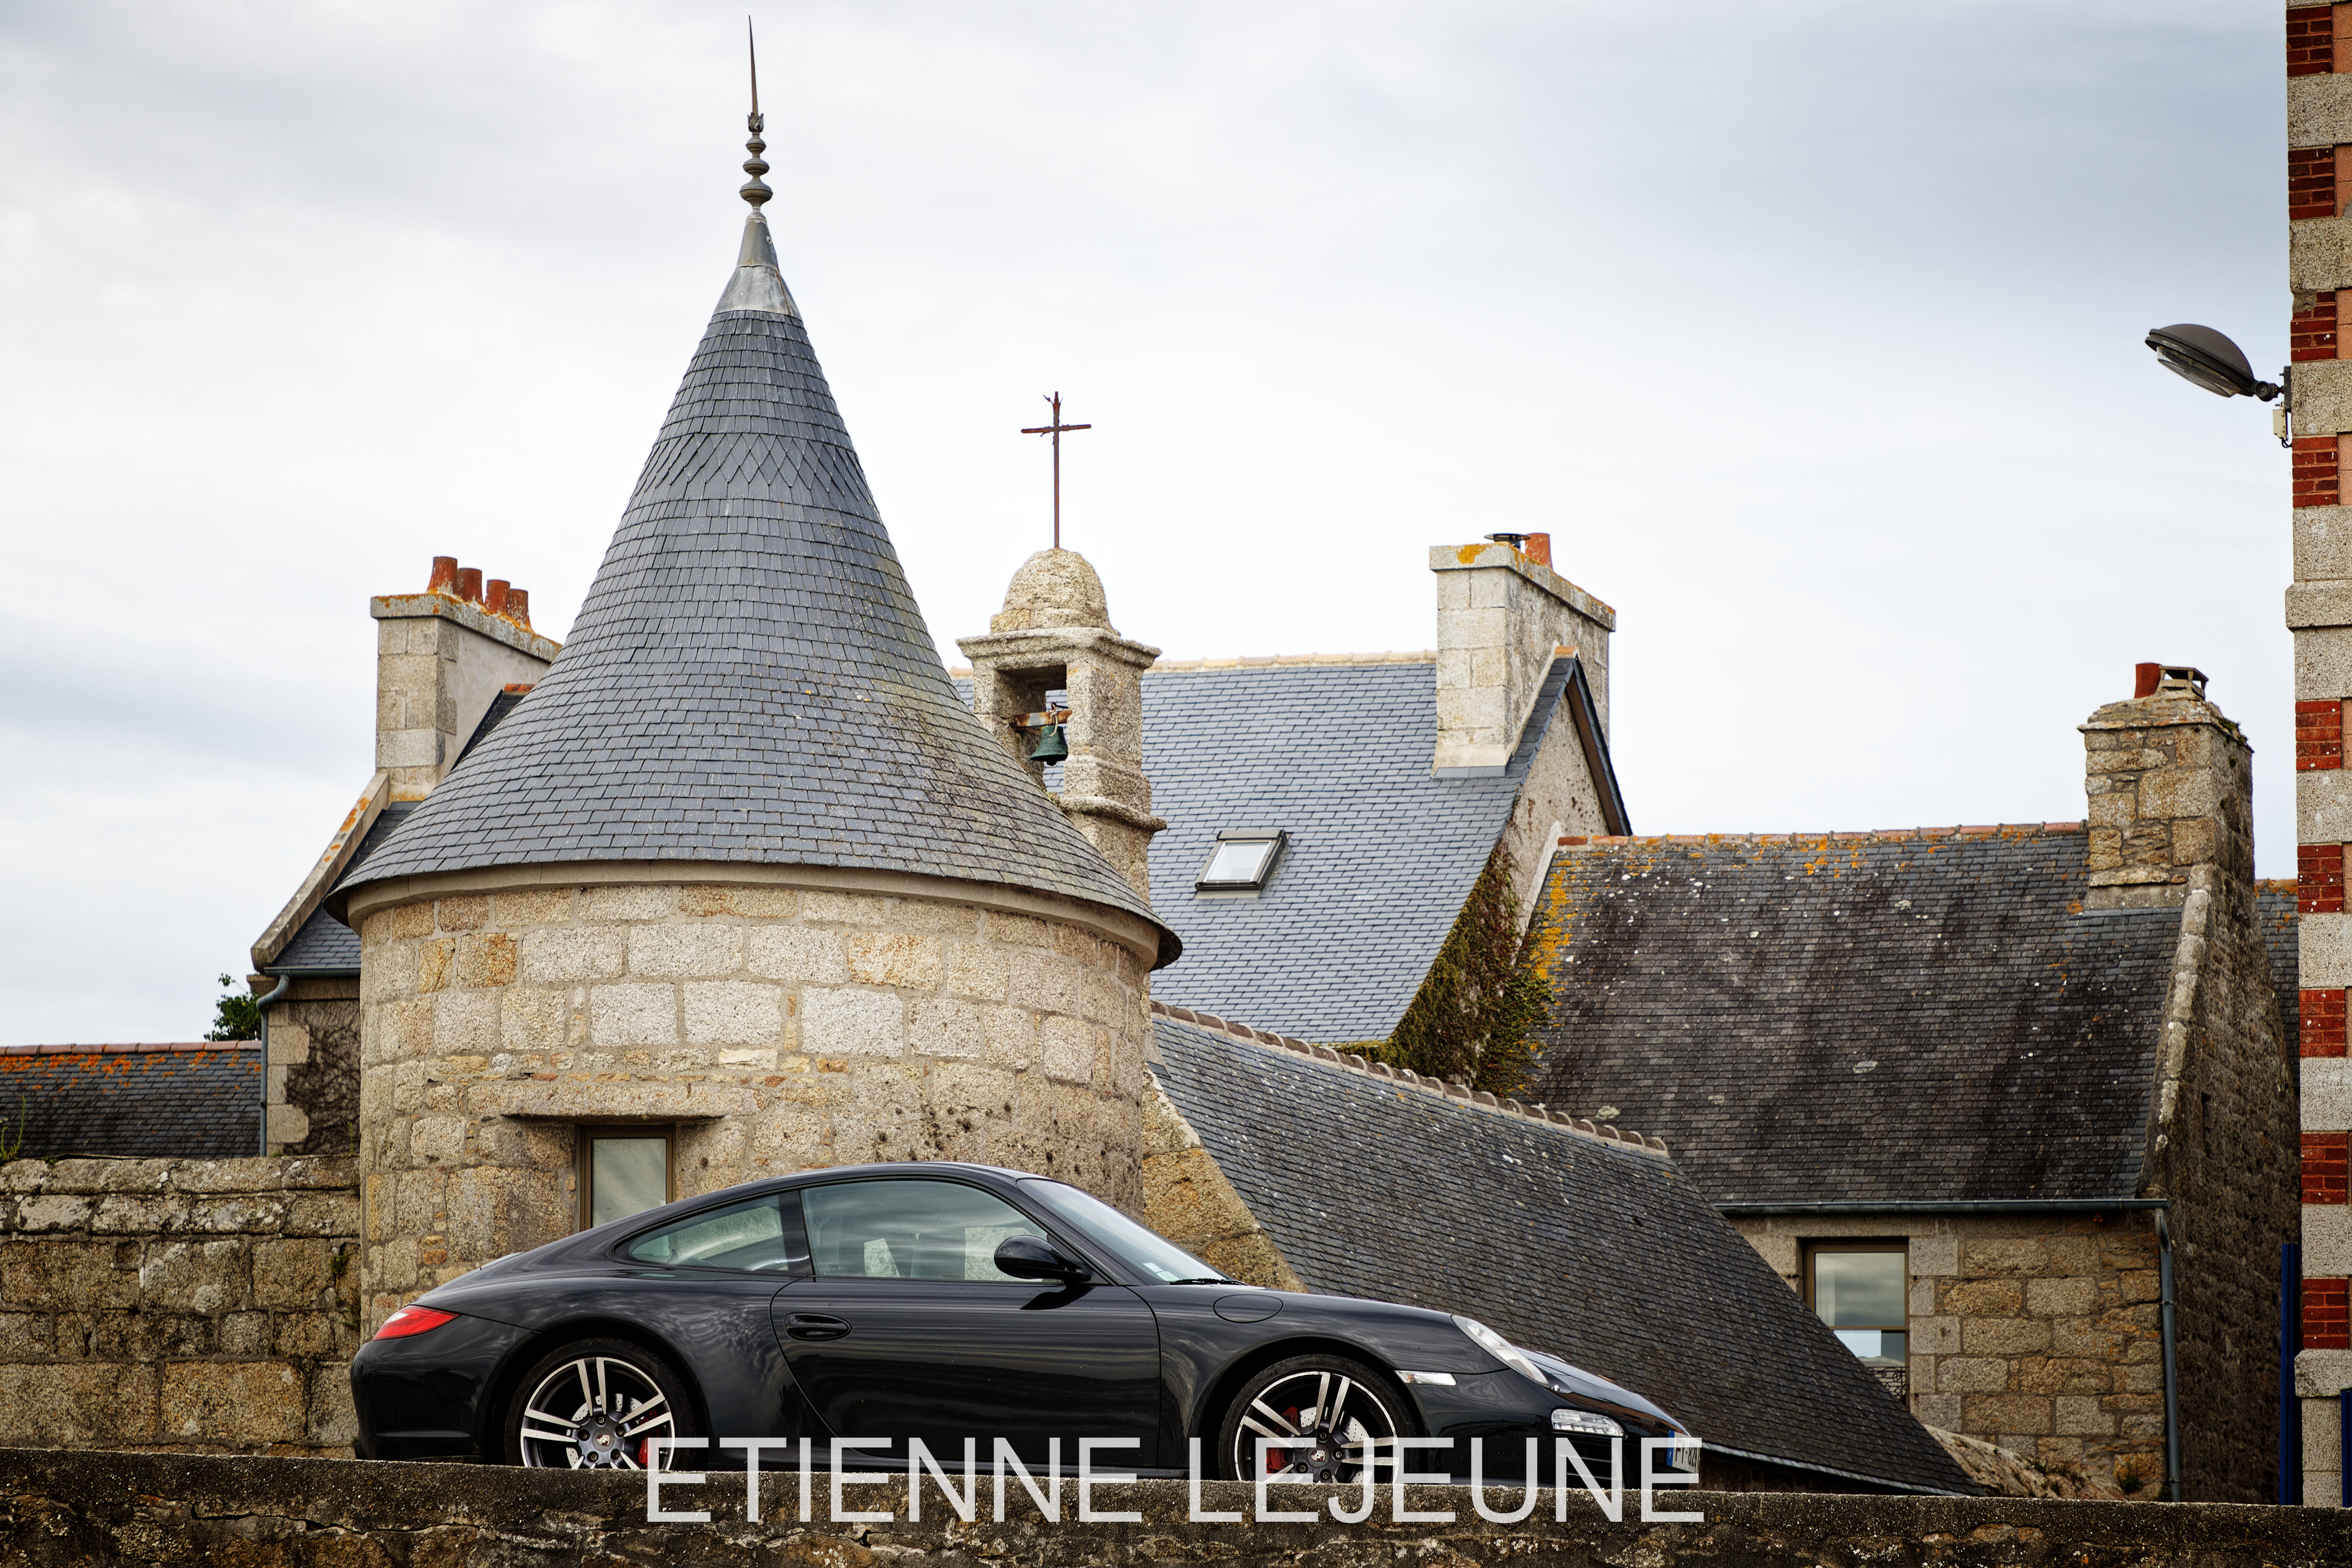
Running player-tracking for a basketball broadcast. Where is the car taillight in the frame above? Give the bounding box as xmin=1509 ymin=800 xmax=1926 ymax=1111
xmin=373 ymin=1305 xmax=458 ymax=1340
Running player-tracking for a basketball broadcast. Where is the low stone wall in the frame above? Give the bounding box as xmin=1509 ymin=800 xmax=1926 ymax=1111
xmin=0 ymin=1449 xmax=2340 ymax=1568
xmin=0 ymin=1157 xmax=360 ymax=1456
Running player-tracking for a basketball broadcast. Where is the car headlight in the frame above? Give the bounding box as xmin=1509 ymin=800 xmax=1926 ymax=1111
xmin=1451 ymin=1315 xmax=1544 ymax=1386
xmin=1551 ymin=1408 xmax=1623 ymax=1437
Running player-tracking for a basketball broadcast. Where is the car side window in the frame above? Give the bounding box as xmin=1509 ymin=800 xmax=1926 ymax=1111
xmin=801 ymin=1179 xmax=1050 ymax=1282
xmin=622 ymin=1194 xmax=808 ymax=1274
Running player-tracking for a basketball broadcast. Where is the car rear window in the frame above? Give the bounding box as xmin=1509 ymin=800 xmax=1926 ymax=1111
xmin=622 ymin=1194 xmax=808 ymax=1273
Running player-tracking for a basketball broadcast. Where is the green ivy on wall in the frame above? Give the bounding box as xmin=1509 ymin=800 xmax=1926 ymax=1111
xmin=1375 ymin=842 xmax=1548 ymax=1097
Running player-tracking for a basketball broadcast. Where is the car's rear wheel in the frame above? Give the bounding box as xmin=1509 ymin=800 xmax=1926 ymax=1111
xmin=506 ymin=1337 xmax=696 ymax=1469
xmin=1217 ymin=1354 xmax=1404 ymax=1483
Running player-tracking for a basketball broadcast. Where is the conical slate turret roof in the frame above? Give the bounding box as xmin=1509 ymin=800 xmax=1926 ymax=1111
xmin=334 ymin=206 xmax=1172 ymax=959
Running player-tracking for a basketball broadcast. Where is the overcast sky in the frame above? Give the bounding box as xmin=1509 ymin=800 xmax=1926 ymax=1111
xmin=0 ymin=1 xmax=2289 ymax=1042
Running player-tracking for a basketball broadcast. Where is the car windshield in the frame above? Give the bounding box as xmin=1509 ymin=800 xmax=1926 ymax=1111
xmin=1017 ymin=1178 xmax=1231 ymax=1284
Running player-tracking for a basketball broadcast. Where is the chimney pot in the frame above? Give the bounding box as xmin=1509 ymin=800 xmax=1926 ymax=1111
xmin=1522 ymin=532 xmax=1552 ymax=567
xmin=506 ymin=588 xmax=531 ymax=628
xmin=2134 ymin=662 xmax=2162 ymax=699
xmin=428 ymin=556 xmax=459 ymax=594
xmin=455 ymin=567 xmax=484 ymax=604
xmin=484 ymin=578 xmax=510 ymax=617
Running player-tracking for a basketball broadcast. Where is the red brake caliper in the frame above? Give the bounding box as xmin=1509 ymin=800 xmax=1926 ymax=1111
xmin=1266 ymin=1406 xmax=1301 ymax=1473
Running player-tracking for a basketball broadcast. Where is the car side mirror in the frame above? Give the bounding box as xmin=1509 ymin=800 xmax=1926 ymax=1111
xmin=994 ymin=1234 xmax=1087 ymax=1282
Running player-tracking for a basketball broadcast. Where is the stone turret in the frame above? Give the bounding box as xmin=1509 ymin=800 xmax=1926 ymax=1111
xmin=959 ymin=549 xmax=1166 ymax=900
xmin=328 ymin=141 xmax=1175 ymax=1329
xmin=2079 ymin=663 xmax=2253 ymax=910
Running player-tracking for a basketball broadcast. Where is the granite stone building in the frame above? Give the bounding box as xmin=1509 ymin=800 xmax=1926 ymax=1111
xmin=1518 ymin=667 xmax=2302 ymax=1504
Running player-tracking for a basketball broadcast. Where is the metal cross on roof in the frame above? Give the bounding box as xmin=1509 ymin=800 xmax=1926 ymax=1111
xmin=1020 ymin=391 xmax=1092 ymax=550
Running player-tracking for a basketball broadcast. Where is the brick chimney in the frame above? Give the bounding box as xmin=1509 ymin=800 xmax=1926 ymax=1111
xmin=373 ymin=556 xmax=562 ymax=800
xmin=1431 ymin=534 xmax=1615 ymax=777
xmin=2079 ymin=664 xmax=2253 ymax=909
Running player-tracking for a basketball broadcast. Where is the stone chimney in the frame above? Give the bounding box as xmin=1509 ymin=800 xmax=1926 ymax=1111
xmin=2079 ymin=663 xmax=2254 ymax=909
xmin=1431 ymin=533 xmax=1616 ymax=777
xmin=958 ymin=549 xmax=1166 ymax=899
xmin=372 ymin=555 xmax=561 ymax=800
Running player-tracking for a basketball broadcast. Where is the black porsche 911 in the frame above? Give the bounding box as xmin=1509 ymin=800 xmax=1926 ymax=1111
xmin=352 ymin=1161 xmax=1692 ymax=1482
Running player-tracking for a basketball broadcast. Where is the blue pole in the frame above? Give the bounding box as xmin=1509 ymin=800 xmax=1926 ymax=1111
xmin=2281 ymin=1242 xmax=2300 ymax=1506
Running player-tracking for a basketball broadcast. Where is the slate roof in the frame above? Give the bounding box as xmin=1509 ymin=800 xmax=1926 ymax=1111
xmin=0 ymin=1044 xmax=259 ymax=1158
xmin=1523 ymin=825 xmax=2212 ymax=1205
xmin=268 ymin=804 xmax=420 ymax=974
xmin=1151 ymin=1012 xmax=1976 ymax=1495
xmin=333 ymin=209 xmax=1168 ymax=957
xmin=1137 ymin=656 xmax=1584 ymax=1042
xmin=2259 ymin=881 xmax=2301 ymax=1053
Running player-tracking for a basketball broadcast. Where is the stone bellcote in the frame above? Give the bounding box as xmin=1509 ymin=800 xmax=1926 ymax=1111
xmin=958 ymin=549 xmax=1166 ymax=900
xmin=2079 ymin=663 xmax=2254 ymax=910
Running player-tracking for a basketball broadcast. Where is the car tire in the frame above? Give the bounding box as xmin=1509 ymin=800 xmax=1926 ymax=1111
xmin=1216 ymin=1354 xmax=1407 ymax=1483
xmin=504 ymin=1337 xmax=698 ymax=1470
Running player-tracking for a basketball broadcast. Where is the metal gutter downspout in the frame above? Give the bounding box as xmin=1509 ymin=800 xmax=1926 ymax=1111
xmin=2155 ymin=1208 xmax=2180 ymax=1503
xmin=254 ymin=973 xmax=290 ymax=1156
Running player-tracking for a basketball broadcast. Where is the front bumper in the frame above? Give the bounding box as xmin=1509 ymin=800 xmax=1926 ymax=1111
xmin=1405 ymin=1370 xmax=1682 ymax=1481
xmin=351 ymin=1312 xmax=533 ymax=1461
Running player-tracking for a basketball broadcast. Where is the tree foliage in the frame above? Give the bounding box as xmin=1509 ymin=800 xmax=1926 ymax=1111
xmin=207 ymin=973 xmax=260 ymax=1042
xmin=1376 ymin=842 xmax=1549 ymax=1096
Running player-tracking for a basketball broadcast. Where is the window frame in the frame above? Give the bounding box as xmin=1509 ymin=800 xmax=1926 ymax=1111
xmin=794 ymin=1174 xmax=1103 ymax=1285
xmin=1800 ymin=1239 xmax=1910 ymax=1365
xmin=1194 ymin=828 xmax=1288 ymax=893
xmin=576 ymin=1123 xmax=676 ymax=1232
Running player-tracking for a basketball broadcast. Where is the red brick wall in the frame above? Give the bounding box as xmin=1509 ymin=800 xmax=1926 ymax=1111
xmin=2291 ymin=6 xmax=2335 ymax=76
xmin=2304 ymin=1131 xmax=2348 ymax=1205
xmin=2306 ymin=1278 xmax=2349 ymax=1351
xmin=2293 ymin=436 xmax=2340 ymax=507
xmin=2294 ymin=291 xmax=2340 ymax=359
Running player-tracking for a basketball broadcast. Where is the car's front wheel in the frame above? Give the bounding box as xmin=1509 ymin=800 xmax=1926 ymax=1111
xmin=505 ymin=1337 xmax=696 ymax=1469
xmin=1217 ymin=1354 xmax=1405 ymax=1482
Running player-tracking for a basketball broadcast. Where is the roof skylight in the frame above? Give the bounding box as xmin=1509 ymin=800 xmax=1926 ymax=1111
xmin=1197 ymin=830 xmax=1286 ymax=893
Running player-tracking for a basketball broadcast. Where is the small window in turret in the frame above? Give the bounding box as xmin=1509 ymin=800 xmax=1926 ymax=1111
xmin=1196 ymin=830 xmax=1287 ymax=894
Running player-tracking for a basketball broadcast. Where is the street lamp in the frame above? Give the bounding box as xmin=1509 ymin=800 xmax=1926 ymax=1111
xmin=2144 ymin=324 xmax=2287 ymax=442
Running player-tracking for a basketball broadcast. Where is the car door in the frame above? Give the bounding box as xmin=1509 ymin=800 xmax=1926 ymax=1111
xmin=772 ymin=1176 xmax=1163 ymax=1467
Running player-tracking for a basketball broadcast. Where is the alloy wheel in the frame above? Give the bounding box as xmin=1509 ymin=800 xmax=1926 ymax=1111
xmin=515 ymin=1353 xmax=680 ymax=1470
xmin=1228 ymin=1365 xmax=1401 ymax=1483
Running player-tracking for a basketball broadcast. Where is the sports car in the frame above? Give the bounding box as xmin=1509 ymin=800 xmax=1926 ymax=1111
xmin=351 ymin=1161 xmax=1691 ymax=1482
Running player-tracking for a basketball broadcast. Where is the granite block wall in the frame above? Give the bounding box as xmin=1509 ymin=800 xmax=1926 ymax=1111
xmin=0 ymin=1157 xmax=360 ymax=1455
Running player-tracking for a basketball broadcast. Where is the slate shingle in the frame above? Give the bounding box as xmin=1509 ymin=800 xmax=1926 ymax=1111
xmin=269 ymin=804 xmax=420 ymax=973
xmin=334 ymin=222 xmax=1167 ymax=956
xmin=0 ymin=1046 xmax=259 ymax=1158
xmin=1152 ymin=1015 xmax=1975 ymax=1495
xmin=1522 ymin=828 xmax=2268 ymax=1204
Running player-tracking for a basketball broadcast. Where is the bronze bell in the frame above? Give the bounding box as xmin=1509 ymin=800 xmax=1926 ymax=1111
xmin=1027 ymin=723 xmax=1070 ymax=765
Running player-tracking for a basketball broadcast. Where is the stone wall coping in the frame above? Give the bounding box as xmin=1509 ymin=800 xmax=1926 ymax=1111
xmin=0 ymin=1155 xmax=358 ymax=1195
xmin=1557 ymin=822 xmax=2086 ymax=849
xmin=1148 ymin=999 xmax=1669 ymax=1158
xmin=334 ymin=858 xmax=1166 ymax=969
xmin=5 ymin=1447 xmax=2341 ymax=1566
xmin=0 ymin=1041 xmax=257 ymax=1055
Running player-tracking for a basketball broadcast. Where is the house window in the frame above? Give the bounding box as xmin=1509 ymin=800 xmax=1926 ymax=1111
xmin=1196 ymin=830 xmax=1287 ymax=892
xmin=1804 ymin=1241 xmax=1907 ymax=1367
xmin=580 ymin=1126 xmax=673 ymax=1229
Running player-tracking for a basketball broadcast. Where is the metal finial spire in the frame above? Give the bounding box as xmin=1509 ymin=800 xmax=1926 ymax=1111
xmin=741 ymin=17 xmax=772 ymax=209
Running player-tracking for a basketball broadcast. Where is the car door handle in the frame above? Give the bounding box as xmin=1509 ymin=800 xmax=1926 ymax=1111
xmin=786 ymin=1313 xmax=851 ymax=1341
